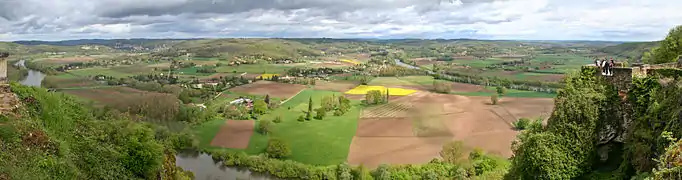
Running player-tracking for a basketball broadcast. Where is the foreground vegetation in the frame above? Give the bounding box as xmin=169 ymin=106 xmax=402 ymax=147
xmin=0 ymin=83 xmax=197 ymax=179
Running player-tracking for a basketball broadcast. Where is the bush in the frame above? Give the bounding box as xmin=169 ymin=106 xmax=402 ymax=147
xmin=266 ymin=138 xmax=291 ymax=159
xmin=273 ymin=116 xmax=282 ymax=123
xmin=373 ymin=164 xmax=391 ymax=180
xmin=314 ymin=108 xmax=327 ymax=120
xmin=440 ymin=141 xmax=466 ymax=164
xmin=513 ymin=118 xmax=531 ymax=130
xmin=204 ymin=148 xmax=461 ymax=180
xmin=297 ymin=115 xmax=305 ymax=122
xmin=490 ymin=94 xmax=498 ymax=105
xmin=471 ymin=155 xmax=498 ymax=175
xmin=352 ymin=165 xmax=372 ymax=180
xmin=257 ymin=120 xmax=272 ymax=135
xmin=496 ymin=86 xmax=507 ymax=96
xmin=433 ymin=81 xmax=452 ymax=94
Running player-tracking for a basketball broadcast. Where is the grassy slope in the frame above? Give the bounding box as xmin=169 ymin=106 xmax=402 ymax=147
xmin=1 ymin=84 xmax=151 ymax=179
xmin=598 ymin=41 xmax=660 ymax=59
xmin=195 ymin=89 xmax=361 ymax=165
xmin=173 ymin=39 xmax=321 ymax=58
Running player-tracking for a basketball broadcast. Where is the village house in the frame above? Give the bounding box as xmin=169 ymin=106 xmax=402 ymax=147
xmin=229 ymin=97 xmax=254 ymax=108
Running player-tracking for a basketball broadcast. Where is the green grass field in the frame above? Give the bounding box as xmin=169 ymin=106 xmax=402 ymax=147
xmin=62 ymin=65 xmax=156 ymax=78
xmin=368 ymin=76 xmax=447 ymax=87
xmin=195 ymin=89 xmax=361 ymax=165
xmin=215 ymin=64 xmax=293 ymax=74
xmin=176 ymin=66 xmax=215 ymax=76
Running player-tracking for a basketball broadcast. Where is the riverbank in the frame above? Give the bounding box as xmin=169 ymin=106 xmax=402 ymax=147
xmin=14 ymin=60 xmax=45 ymax=87
xmin=8 ymin=60 xmax=28 ymax=82
xmin=176 ymin=146 xmax=510 ymax=180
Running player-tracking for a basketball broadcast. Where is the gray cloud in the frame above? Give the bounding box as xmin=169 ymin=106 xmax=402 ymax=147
xmin=0 ymin=0 xmax=681 ymax=41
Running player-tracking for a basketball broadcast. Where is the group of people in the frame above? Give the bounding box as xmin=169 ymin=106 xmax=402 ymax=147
xmin=595 ymin=58 xmax=617 ymax=76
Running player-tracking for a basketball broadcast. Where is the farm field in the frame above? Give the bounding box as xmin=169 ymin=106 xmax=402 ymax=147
xmin=196 ymin=79 xmax=555 ymax=168
xmin=34 ymin=56 xmax=97 ymax=64
xmin=60 ymin=65 xmax=157 ymax=78
xmin=60 ymin=86 xmax=155 ymax=105
xmin=344 ymin=85 xmax=418 ymax=96
xmin=367 ymin=76 xmax=556 ymax=98
xmin=347 ymin=91 xmax=554 ymax=168
xmin=214 ymin=64 xmax=293 ymax=74
xmin=200 ymin=89 xmax=363 ymax=165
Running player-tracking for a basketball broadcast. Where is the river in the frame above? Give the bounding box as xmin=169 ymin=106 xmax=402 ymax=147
xmin=16 ymin=60 xmax=46 ymax=87
xmin=175 ymin=152 xmax=276 ymax=180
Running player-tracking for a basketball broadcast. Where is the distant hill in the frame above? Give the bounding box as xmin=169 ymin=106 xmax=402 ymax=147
xmin=12 ymin=38 xmax=201 ymax=46
xmin=597 ymin=41 xmax=660 ymax=60
xmin=161 ymin=38 xmax=323 ymax=58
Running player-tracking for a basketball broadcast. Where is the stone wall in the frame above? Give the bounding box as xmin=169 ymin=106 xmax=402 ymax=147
xmin=604 ymin=67 xmax=634 ymax=91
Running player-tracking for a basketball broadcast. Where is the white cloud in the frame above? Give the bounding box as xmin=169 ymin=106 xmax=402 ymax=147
xmin=0 ymin=0 xmax=681 ymax=41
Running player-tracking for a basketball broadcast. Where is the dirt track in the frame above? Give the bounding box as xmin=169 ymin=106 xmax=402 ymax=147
xmin=347 ymin=92 xmax=554 ymax=168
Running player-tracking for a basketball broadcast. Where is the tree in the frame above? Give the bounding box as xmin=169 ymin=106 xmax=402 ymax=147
xmin=314 ymin=107 xmax=326 ymax=120
xmin=273 ymin=115 xmax=282 ymax=123
xmin=440 ymin=141 xmax=466 ymax=164
xmin=645 ymin=25 xmax=682 ymax=64
xmin=321 ymin=95 xmax=334 ymax=111
xmin=513 ymin=118 xmax=531 ymax=130
xmin=496 ymin=86 xmax=506 ymax=96
xmin=253 ymin=100 xmax=268 ymax=115
xmin=264 ymin=94 xmax=270 ymax=105
xmin=365 ymin=90 xmax=386 ymax=105
xmin=507 ymin=69 xmax=604 ymax=180
xmin=652 ymin=132 xmax=682 ymax=179
xmin=306 ymin=97 xmax=313 ymax=120
xmin=386 ymin=89 xmax=390 ymax=103
xmin=337 ymin=163 xmax=353 ymax=180
xmin=433 ymin=81 xmax=452 ymax=94
xmin=490 ymin=94 xmax=498 ymax=105
xmin=372 ymin=164 xmax=391 ymax=180
xmin=178 ymin=90 xmax=191 ymax=104
xmin=257 ymin=120 xmax=272 ymax=135
xmin=507 ymin=132 xmax=581 ymax=179
xmin=266 ymin=138 xmax=291 ymax=158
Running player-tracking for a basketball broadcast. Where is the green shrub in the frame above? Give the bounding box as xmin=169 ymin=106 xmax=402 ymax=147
xmin=472 ymin=156 xmax=497 ymax=175
xmin=297 ymin=115 xmax=305 ymax=122
xmin=257 ymin=120 xmax=272 ymax=135
xmin=440 ymin=141 xmax=466 ymax=164
xmin=496 ymin=86 xmax=507 ymax=96
xmin=266 ymin=138 xmax=291 ymax=159
xmin=433 ymin=81 xmax=452 ymax=94
xmin=314 ymin=108 xmax=327 ymax=120
xmin=351 ymin=164 xmax=373 ymax=180
xmin=512 ymin=118 xmax=531 ymax=130
xmin=171 ymin=131 xmax=199 ymax=150
xmin=372 ymin=164 xmax=391 ymax=180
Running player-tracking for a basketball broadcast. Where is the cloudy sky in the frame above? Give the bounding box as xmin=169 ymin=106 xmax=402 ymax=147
xmin=0 ymin=0 xmax=680 ymax=41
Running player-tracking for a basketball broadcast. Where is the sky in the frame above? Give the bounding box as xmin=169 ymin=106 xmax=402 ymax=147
xmin=0 ymin=0 xmax=681 ymax=42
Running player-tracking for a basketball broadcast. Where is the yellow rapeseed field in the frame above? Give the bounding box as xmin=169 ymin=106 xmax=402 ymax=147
xmin=344 ymin=85 xmax=418 ymax=96
xmin=258 ymin=73 xmax=280 ymax=79
xmin=340 ymin=59 xmax=361 ymax=65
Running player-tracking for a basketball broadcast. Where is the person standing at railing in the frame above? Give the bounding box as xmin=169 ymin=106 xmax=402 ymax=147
xmin=607 ymin=58 xmax=616 ymax=76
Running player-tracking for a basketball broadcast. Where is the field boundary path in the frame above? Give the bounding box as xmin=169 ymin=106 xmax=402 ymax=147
xmin=279 ymin=88 xmax=306 ymax=105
